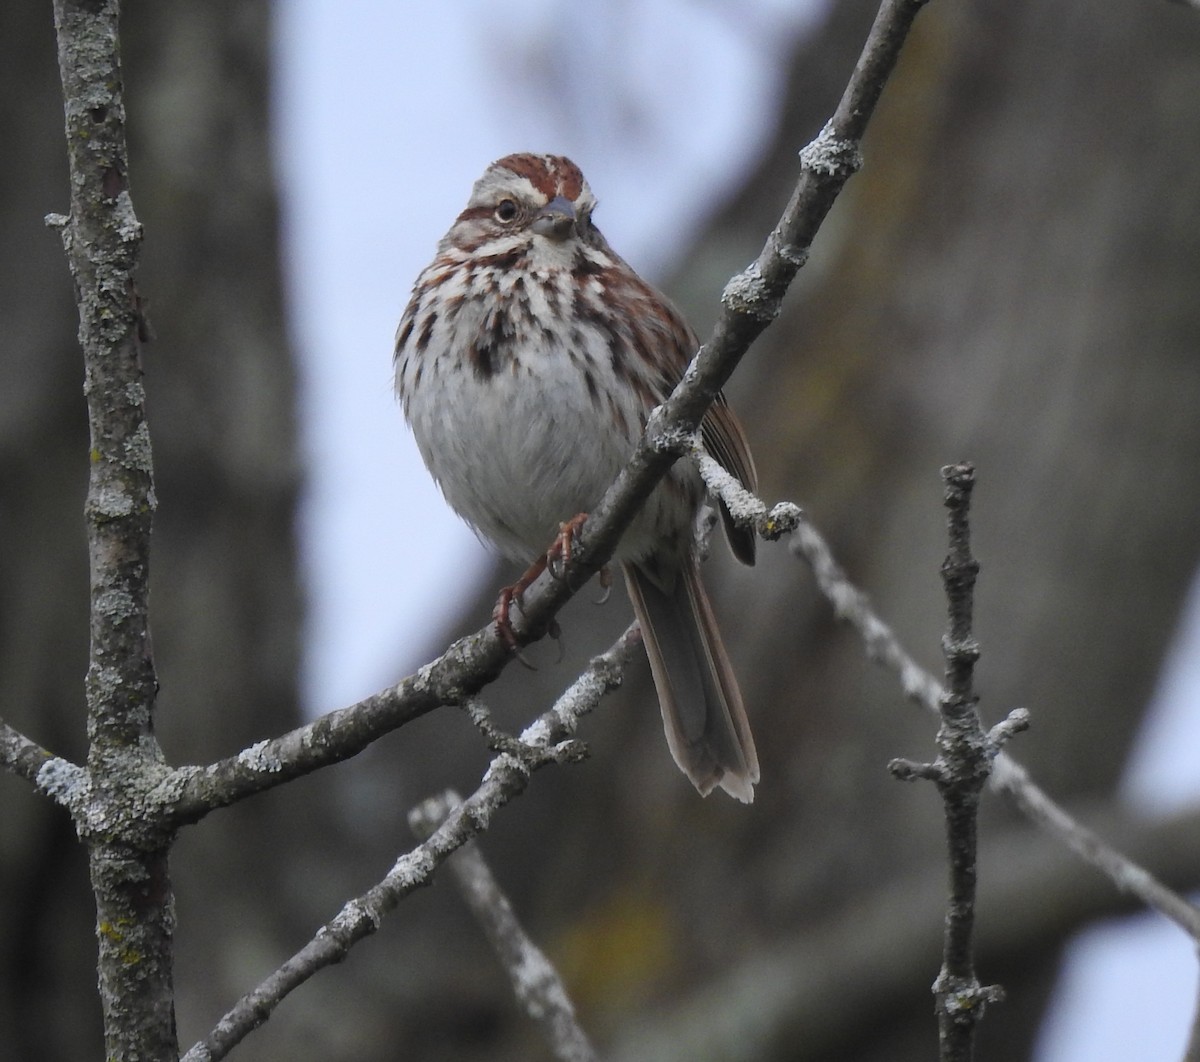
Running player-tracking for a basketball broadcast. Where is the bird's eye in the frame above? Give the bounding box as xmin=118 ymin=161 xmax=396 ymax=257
xmin=494 ymin=199 xmax=519 ymax=223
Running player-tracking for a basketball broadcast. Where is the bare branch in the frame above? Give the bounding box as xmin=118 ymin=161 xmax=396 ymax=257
xmin=914 ymin=464 xmax=1005 ymax=1057
xmin=50 ymin=1 xmax=176 ymax=1057
xmin=990 ymin=756 xmax=1200 ymax=938
xmin=166 ymin=633 xmax=513 ymax=825
xmin=702 ymin=404 xmax=1200 ymax=941
xmin=693 ymin=443 xmax=802 ymax=541
xmin=785 ymin=481 xmax=1200 ymax=940
xmin=181 ymin=627 xmax=639 ymax=1062
xmin=790 ymin=516 xmax=947 ymax=709
xmin=410 ymin=791 xmax=597 ymax=1062
xmin=566 ymin=0 xmax=933 ymax=597
xmin=0 ymin=718 xmax=61 ymax=790
xmin=1 ymin=719 xmax=95 ymax=821
xmin=607 ymin=802 xmax=1200 ymax=1062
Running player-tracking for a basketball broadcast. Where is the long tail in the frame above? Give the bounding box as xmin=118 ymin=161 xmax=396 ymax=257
xmin=622 ymin=557 xmax=759 ymax=802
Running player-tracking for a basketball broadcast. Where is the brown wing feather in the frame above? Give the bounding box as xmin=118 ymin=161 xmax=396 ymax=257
xmin=641 ymin=285 xmax=758 ymax=567
xmin=702 ymin=398 xmax=758 ymax=566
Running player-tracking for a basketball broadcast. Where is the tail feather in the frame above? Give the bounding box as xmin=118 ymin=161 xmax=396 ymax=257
xmin=623 ymin=558 xmax=759 ymax=802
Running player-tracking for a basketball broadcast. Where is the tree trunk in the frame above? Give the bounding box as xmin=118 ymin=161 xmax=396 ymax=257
xmin=0 ymin=3 xmax=310 ymax=1057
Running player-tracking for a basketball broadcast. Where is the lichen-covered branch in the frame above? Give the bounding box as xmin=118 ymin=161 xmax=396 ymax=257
xmin=410 ymin=792 xmax=598 ymax=1062
xmin=181 ymin=627 xmax=639 ymax=1062
xmin=887 ymin=465 xmax=1009 ymax=1058
xmin=0 ymin=719 xmax=60 ymax=789
xmin=569 ymin=0 xmax=931 ymax=595
xmin=699 ymin=453 xmax=1200 ymax=942
xmin=50 ymin=1 xmax=176 ymax=1058
xmin=166 ymin=629 xmax=512 ymax=824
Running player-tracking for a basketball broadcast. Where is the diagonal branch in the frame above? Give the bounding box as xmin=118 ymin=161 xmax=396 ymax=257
xmin=991 ymin=756 xmax=1200 ymax=938
xmin=798 ymin=491 xmax=1200 ymax=939
xmin=165 ymin=0 xmax=934 ymax=825
xmin=0 ymin=719 xmax=62 ymax=790
xmin=180 ymin=626 xmax=640 ymax=1062
xmin=166 ymin=626 xmax=516 ymax=824
xmin=0 ymin=724 xmax=90 ymax=819
xmin=693 ymin=447 xmax=1200 ymax=941
xmin=559 ymin=0 xmax=931 ymax=597
xmin=410 ymin=792 xmax=598 ymax=1062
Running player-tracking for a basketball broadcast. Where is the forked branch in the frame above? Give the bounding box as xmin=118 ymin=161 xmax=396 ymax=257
xmin=181 ymin=627 xmax=638 ymax=1062
xmin=695 ymin=453 xmax=1200 ymax=943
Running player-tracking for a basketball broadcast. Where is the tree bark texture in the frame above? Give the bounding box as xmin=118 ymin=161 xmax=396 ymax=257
xmin=1 ymin=2 xmax=310 ymax=1058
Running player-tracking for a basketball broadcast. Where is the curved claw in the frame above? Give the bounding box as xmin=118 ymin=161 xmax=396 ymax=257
xmin=494 ymin=583 xmax=539 ymax=669
xmin=594 ymin=564 xmax=613 ymax=605
xmin=547 ymin=618 xmax=564 ymax=663
xmin=547 ymin=513 xmax=589 ymax=584
xmin=493 ymin=514 xmax=591 ymax=665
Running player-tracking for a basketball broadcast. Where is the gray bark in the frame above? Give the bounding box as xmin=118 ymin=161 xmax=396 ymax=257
xmin=1 ymin=2 xmax=308 ymax=1057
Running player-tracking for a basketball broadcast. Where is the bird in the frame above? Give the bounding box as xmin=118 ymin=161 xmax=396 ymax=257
xmin=394 ymin=153 xmax=759 ymax=801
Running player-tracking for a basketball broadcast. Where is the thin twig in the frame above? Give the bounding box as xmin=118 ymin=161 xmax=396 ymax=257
xmin=889 ymin=464 xmax=1008 ymax=1057
xmin=0 ymin=720 xmax=61 ymax=790
xmin=929 ymin=463 xmax=1005 ymax=1055
xmin=990 ymin=756 xmax=1200 ymax=938
xmin=782 ymin=483 xmax=1199 ymax=939
xmin=181 ymin=626 xmax=639 ymax=1062
xmin=410 ymin=791 xmax=598 ymax=1062
xmin=695 ymin=452 xmax=1200 ymax=940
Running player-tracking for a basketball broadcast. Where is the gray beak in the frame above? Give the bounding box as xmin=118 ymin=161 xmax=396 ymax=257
xmin=531 ymin=196 xmax=577 ymax=241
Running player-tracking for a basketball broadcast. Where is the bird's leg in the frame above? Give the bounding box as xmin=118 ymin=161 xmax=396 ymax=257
xmin=545 ymin=512 xmax=589 ymax=581
xmin=493 ymin=553 xmax=548 ymax=661
xmin=494 ymin=513 xmax=590 ymax=663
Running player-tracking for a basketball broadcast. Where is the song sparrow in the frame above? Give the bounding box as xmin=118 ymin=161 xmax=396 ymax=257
xmin=394 ymin=153 xmax=759 ymax=802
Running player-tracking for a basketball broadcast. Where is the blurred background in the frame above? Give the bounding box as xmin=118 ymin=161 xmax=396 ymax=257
xmin=3 ymin=0 xmax=1200 ymax=1059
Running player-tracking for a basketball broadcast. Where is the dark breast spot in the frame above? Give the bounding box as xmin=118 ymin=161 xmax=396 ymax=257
xmin=417 ymin=311 xmax=438 ymax=351
xmin=470 ymin=308 xmax=515 ymax=381
xmin=470 ymin=340 xmax=496 ymax=380
xmin=583 ymin=369 xmax=600 ymax=408
xmin=572 ymin=250 xmax=606 ymax=278
xmin=396 ymin=316 xmax=414 ymax=351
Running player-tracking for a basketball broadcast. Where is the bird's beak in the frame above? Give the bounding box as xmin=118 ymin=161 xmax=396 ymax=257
xmin=531 ymin=196 xmax=577 ymax=241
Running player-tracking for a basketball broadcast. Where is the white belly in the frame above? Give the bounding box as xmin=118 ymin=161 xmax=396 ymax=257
xmin=403 ymin=332 xmax=693 ymax=564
